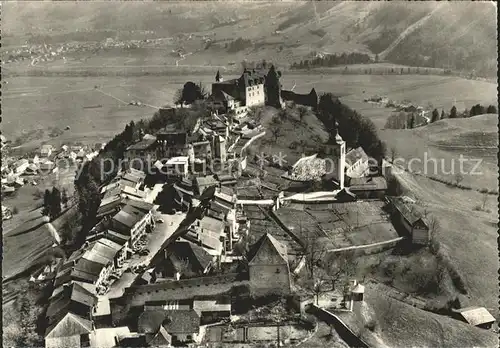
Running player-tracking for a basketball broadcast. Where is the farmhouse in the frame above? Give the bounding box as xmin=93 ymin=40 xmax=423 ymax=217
xmin=386 ymin=196 xmax=430 ymax=245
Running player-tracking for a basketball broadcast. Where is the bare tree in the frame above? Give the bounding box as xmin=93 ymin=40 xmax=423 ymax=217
xmin=268 ymin=299 xmax=288 ymax=347
xmin=427 ymin=215 xmax=440 ymax=246
xmin=302 ymin=235 xmax=327 ymax=280
xmin=323 ymin=251 xmax=358 ymax=291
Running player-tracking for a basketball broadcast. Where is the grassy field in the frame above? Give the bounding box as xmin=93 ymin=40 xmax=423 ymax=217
xmin=337 ymin=283 xmax=498 ymax=348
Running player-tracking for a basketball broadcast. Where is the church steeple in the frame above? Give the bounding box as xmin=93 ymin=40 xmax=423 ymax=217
xmin=332 ymin=120 xmax=343 ymax=144
xmin=331 ymin=120 xmax=345 ymax=190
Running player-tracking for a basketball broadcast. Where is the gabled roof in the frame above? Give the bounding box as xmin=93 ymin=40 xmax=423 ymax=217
xmin=112 ymin=205 xmax=146 ymax=229
xmin=345 ymin=147 xmax=369 ymax=166
xmin=105 ymin=230 xmax=131 ymax=245
xmin=123 ymin=198 xmax=154 ymax=213
xmin=387 ymin=196 xmax=427 ymax=226
xmin=148 ymin=326 xmax=172 ymax=346
xmin=166 ymin=241 xmax=214 ymax=273
xmin=45 ymin=312 xmax=93 ymax=338
xmin=455 ymin=307 xmax=496 ymax=326
xmin=247 ymin=233 xmax=288 ymax=265
xmin=138 ymin=309 xmax=202 ymax=337
xmin=138 ymin=310 xmax=169 ymax=334
xmin=46 ymin=282 xmax=97 ymax=335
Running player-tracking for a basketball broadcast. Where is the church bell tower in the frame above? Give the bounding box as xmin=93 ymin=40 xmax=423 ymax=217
xmin=332 ymin=121 xmax=345 ymax=189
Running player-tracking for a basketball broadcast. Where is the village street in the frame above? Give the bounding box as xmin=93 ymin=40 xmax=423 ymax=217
xmin=106 ymin=211 xmax=186 ymax=299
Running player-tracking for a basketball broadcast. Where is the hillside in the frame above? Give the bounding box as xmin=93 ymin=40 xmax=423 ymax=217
xmin=2 ymin=1 xmax=496 ymax=77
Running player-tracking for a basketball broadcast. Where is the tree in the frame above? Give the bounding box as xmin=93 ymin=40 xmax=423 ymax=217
xmin=174 ymin=88 xmax=183 ymax=105
xmin=42 ymin=189 xmax=51 ymax=216
xmin=454 ymin=173 xmax=464 ymax=186
xmin=322 ymin=251 xmax=358 ymax=291
xmin=61 ymin=188 xmax=69 ymax=207
xmin=486 ymin=105 xmax=497 ymax=114
xmin=431 ymin=108 xmax=440 ymax=123
xmin=297 ymin=106 xmax=308 ymax=123
xmin=50 ymin=187 xmax=62 ymax=220
xmin=302 ymin=235 xmax=328 ymax=280
xmin=269 ymin=116 xmax=283 ymax=142
xmin=268 ymin=299 xmax=288 ymax=347
xmin=265 ymin=65 xmax=282 ymax=108
xmin=179 ymin=81 xmax=206 ymax=105
xmin=427 ymin=215 xmax=440 ymax=244
xmin=390 ymin=147 xmax=398 ymax=163
xmin=440 ymin=109 xmax=445 ymax=120
xmin=408 ymin=114 xmax=415 ymax=129
xmin=449 ymin=105 xmax=458 ymax=119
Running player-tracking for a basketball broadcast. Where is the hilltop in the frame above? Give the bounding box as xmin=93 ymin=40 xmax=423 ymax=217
xmin=2 ymin=1 xmax=496 ymax=77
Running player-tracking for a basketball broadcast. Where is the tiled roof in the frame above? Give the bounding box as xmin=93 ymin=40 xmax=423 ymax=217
xmin=112 ymin=205 xmax=146 ymax=229
xmin=247 ymin=233 xmax=288 ymax=264
xmin=138 ymin=310 xmax=168 ymax=334
xmin=74 ymin=257 xmax=104 ymax=276
xmin=345 ymin=147 xmax=369 ymax=167
xmin=199 ymin=216 xmax=225 ymax=234
xmin=123 ymin=198 xmax=154 ymax=213
xmin=456 ymin=307 xmax=496 ymax=326
xmin=166 ymin=241 xmax=214 ymax=272
xmin=387 ymin=196 xmax=425 ymax=226
xmin=46 ymin=282 xmax=96 ymax=331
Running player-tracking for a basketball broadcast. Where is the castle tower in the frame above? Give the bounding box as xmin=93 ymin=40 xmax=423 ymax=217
xmin=332 ymin=121 xmax=346 ymax=189
xmin=215 ymin=70 xmax=222 ymax=82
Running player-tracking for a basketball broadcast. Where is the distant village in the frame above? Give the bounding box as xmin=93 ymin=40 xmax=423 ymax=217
xmin=5 ymin=65 xmax=495 ymax=348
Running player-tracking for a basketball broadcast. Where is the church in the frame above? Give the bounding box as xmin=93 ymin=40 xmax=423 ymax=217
xmin=207 ymin=65 xmax=284 ymax=117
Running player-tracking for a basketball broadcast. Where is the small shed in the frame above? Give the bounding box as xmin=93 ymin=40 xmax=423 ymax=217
xmin=454 ymin=307 xmax=496 ymax=329
xmin=352 ymin=283 xmax=365 ymax=302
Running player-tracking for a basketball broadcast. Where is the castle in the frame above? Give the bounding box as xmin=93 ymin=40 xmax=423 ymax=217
xmin=207 ymin=65 xmax=284 ymax=117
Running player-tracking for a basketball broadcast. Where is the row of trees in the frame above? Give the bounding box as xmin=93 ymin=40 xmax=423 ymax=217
xmin=317 ymin=93 xmax=386 ymax=164
xmin=226 ymin=37 xmax=253 ymax=53
xmin=429 ymin=104 xmax=497 ymax=123
xmin=42 ymin=187 xmax=69 ymax=220
xmin=291 ymin=52 xmax=372 ymax=69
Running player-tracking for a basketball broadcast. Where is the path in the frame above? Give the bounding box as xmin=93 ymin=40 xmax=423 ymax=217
xmin=325 ymin=237 xmax=404 ymax=253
